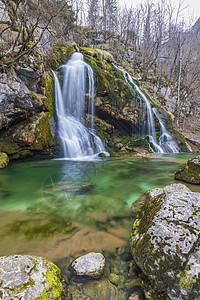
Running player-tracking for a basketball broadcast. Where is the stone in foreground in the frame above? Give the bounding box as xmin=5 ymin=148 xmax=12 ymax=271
xmin=130 ymin=183 xmax=200 ymax=300
xmin=174 ymin=155 xmax=200 ymax=184
xmin=71 ymin=252 xmax=105 ymax=278
xmin=0 ymin=255 xmax=62 ymax=299
xmin=0 ymin=152 xmax=9 ymax=168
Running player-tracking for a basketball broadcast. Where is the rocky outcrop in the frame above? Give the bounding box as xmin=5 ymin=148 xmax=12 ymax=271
xmin=0 ymin=152 xmax=9 ymax=168
xmin=0 ymin=59 xmax=57 ymax=159
xmin=175 ymin=155 xmax=200 ymax=184
xmin=130 ymin=183 xmax=200 ymax=300
xmin=0 ymin=255 xmax=62 ymax=299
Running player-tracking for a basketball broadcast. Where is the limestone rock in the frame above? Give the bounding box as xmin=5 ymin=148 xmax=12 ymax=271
xmin=0 ymin=255 xmax=62 ymax=299
xmin=71 ymin=252 xmax=105 ymax=278
xmin=130 ymin=183 xmax=200 ymax=300
xmin=15 ymin=67 xmax=41 ymax=92
xmin=175 ymin=155 xmax=200 ymax=184
xmin=0 ymin=73 xmax=44 ymax=130
xmin=0 ymin=152 xmax=9 ymax=168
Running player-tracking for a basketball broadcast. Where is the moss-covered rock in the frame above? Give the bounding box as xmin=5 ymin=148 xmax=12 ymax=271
xmin=174 ymin=155 xmax=200 ymax=184
xmin=0 ymin=255 xmax=62 ymax=299
xmin=130 ymin=183 xmax=200 ymax=300
xmin=0 ymin=152 xmax=9 ymax=168
xmin=0 ymin=112 xmax=56 ymax=160
xmin=50 ymin=41 xmax=78 ymax=69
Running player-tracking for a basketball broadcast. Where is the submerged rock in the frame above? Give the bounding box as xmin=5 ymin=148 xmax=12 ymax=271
xmin=0 ymin=255 xmax=62 ymax=299
xmin=127 ymin=286 xmax=145 ymax=300
xmin=71 ymin=252 xmax=105 ymax=278
xmin=0 ymin=152 xmax=9 ymax=168
xmin=174 ymin=155 xmax=200 ymax=184
xmin=130 ymin=183 xmax=200 ymax=300
xmin=43 ymin=181 xmax=95 ymax=195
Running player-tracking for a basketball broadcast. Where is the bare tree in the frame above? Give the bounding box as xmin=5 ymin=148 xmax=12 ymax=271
xmin=0 ymin=0 xmax=75 ymax=69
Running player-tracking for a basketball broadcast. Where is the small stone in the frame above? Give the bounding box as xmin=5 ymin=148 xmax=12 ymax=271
xmin=127 ymin=287 xmax=145 ymax=300
xmin=128 ymin=291 xmax=141 ymax=300
xmin=108 ymin=273 xmax=125 ymax=289
xmin=71 ymin=252 xmax=105 ymax=278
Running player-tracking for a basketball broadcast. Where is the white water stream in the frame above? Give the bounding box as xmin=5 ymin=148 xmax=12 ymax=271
xmin=53 ymin=52 xmax=108 ymax=159
xmin=115 ymin=65 xmax=179 ymax=153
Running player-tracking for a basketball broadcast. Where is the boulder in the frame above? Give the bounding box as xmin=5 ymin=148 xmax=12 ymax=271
xmin=175 ymin=155 xmax=200 ymax=184
xmin=130 ymin=183 xmax=200 ymax=300
xmin=71 ymin=252 xmax=105 ymax=278
xmin=0 ymin=255 xmax=62 ymax=299
xmin=0 ymin=152 xmax=9 ymax=168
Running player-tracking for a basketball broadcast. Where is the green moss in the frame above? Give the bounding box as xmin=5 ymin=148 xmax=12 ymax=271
xmin=50 ymin=42 xmax=78 ymax=69
xmin=80 ymin=47 xmax=114 ymax=63
xmin=36 ymin=112 xmax=56 ymax=147
xmin=35 ymin=260 xmax=62 ymax=300
xmin=5 ymin=215 xmax=77 ymax=239
xmin=0 ymin=139 xmax=21 ymax=155
xmin=110 ymin=151 xmax=120 ymax=157
xmin=174 ymin=156 xmax=200 ymax=184
xmin=31 ymin=91 xmax=52 ymax=111
xmin=179 ymin=268 xmax=196 ymax=289
xmin=0 ymin=152 xmax=9 ymax=168
xmin=108 ymin=273 xmax=125 ymax=289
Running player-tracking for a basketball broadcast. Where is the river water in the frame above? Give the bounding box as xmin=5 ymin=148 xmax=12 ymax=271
xmin=0 ymin=154 xmax=199 ymax=261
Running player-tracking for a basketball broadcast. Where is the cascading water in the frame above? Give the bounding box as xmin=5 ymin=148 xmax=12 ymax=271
xmin=53 ymin=52 xmax=108 ymax=159
xmin=152 ymin=108 xmax=180 ymax=153
xmin=115 ymin=65 xmax=179 ymax=153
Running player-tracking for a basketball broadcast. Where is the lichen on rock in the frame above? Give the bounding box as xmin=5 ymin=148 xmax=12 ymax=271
xmin=0 ymin=255 xmax=62 ymax=299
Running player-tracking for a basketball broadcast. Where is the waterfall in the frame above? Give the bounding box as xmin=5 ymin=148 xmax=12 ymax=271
xmin=152 ymin=108 xmax=180 ymax=153
xmin=115 ymin=65 xmax=179 ymax=153
xmin=53 ymin=52 xmax=108 ymax=159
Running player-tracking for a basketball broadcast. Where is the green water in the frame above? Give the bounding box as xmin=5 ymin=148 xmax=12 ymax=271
xmin=0 ymin=153 xmax=198 ymax=259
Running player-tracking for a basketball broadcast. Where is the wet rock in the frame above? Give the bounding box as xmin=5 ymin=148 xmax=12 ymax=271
xmin=82 ymin=278 xmax=123 ymax=300
xmin=71 ymin=252 xmax=105 ymax=278
xmin=0 ymin=112 xmax=56 ymax=159
xmin=108 ymin=273 xmax=125 ymax=289
xmin=0 ymin=152 xmax=9 ymax=168
xmin=130 ymin=183 xmax=200 ymax=300
xmin=0 ymin=255 xmax=62 ymax=299
xmin=175 ymin=155 xmax=200 ymax=184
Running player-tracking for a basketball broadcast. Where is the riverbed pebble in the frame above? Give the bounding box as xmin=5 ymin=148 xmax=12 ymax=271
xmin=71 ymin=252 xmax=105 ymax=278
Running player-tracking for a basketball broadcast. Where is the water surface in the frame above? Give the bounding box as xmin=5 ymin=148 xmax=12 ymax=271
xmin=0 ymin=154 xmax=198 ymax=260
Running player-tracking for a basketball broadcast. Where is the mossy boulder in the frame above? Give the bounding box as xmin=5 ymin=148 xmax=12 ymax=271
xmin=0 ymin=112 xmax=56 ymax=160
xmin=0 ymin=152 xmax=9 ymax=168
xmin=130 ymin=183 xmax=200 ymax=300
xmin=174 ymin=155 xmax=200 ymax=184
xmin=0 ymin=255 xmax=62 ymax=299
